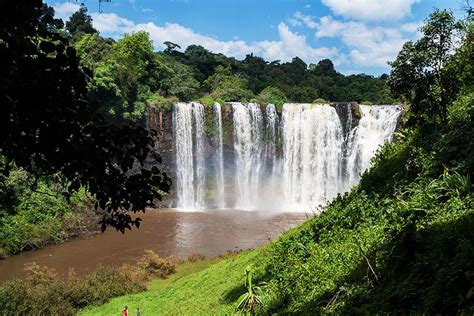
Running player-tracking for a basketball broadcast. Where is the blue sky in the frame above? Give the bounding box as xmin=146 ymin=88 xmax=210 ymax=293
xmin=48 ymin=0 xmax=462 ymax=75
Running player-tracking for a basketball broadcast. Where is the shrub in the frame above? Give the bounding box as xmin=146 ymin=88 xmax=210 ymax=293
xmin=0 ymin=253 xmax=158 ymax=314
xmin=256 ymin=86 xmax=287 ymax=112
xmin=138 ymin=250 xmax=176 ymax=278
xmin=147 ymin=93 xmax=178 ymax=112
xmin=199 ymin=95 xmax=215 ymax=107
xmin=313 ymin=98 xmax=327 ymax=103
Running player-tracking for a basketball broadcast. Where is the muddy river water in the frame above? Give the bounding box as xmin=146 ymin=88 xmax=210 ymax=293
xmin=0 ymin=209 xmax=307 ymax=283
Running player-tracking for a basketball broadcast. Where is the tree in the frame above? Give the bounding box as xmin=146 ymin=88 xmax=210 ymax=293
xmin=388 ymin=10 xmax=461 ymax=122
xmin=66 ymin=4 xmax=97 ymax=41
xmin=38 ymin=3 xmax=64 ymax=31
xmin=157 ymin=55 xmax=199 ymax=100
xmin=256 ymin=86 xmax=287 ymax=111
xmin=204 ymin=66 xmax=253 ymax=102
xmin=0 ymin=0 xmax=170 ymax=232
xmin=310 ymin=59 xmax=337 ymax=76
xmin=163 ymin=41 xmax=181 ymax=55
xmin=75 ymin=33 xmax=114 ymax=69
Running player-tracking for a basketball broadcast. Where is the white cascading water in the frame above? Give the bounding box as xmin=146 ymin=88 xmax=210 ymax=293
xmin=232 ymin=102 xmax=263 ymax=210
xmin=282 ymin=103 xmax=344 ymax=210
xmin=344 ymin=105 xmax=401 ymax=189
xmin=172 ymin=102 xmax=401 ymax=211
xmin=214 ymin=103 xmax=225 ymax=208
xmin=173 ymin=102 xmax=195 ymax=209
xmin=264 ymin=104 xmax=281 ymax=202
xmin=192 ymin=102 xmax=206 ymax=208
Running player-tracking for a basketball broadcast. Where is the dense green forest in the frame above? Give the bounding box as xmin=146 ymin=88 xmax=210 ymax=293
xmin=66 ymin=4 xmax=395 ymax=122
xmin=0 ymin=1 xmax=473 ymax=315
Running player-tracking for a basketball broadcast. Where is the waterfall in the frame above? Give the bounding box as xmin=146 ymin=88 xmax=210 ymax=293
xmin=173 ymin=102 xmax=195 ymax=209
xmin=345 ymin=104 xmax=401 ymax=188
xmin=214 ymin=103 xmax=225 ymax=208
xmin=193 ymin=102 xmax=206 ymax=208
xmin=264 ymin=104 xmax=280 ymax=198
xmin=232 ymin=102 xmax=263 ymax=210
xmin=172 ymin=101 xmax=401 ymax=212
xmin=282 ymin=104 xmax=344 ymax=210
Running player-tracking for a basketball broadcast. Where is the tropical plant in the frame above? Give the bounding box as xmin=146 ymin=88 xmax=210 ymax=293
xmin=236 ymin=267 xmax=265 ymax=314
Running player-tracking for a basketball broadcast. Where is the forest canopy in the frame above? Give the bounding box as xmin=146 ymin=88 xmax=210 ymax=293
xmin=54 ymin=3 xmax=397 ymax=123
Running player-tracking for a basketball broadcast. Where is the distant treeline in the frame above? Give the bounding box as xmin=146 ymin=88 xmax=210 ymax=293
xmin=49 ymin=4 xmax=395 ymax=122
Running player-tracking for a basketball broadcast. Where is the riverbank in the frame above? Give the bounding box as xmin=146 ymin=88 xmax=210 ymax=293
xmin=0 ymin=186 xmax=102 ymax=259
xmin=0 ymin=209 xmax=306 ymax=283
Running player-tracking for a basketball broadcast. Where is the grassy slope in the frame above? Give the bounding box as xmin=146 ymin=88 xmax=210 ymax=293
xmin=84 ymin=94 xmax=474 ymax=315
xmin=81 ymin=250 xmax=263 ymax=315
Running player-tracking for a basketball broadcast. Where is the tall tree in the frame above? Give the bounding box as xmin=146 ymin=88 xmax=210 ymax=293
xmin=66 ymin=4 xmax=97 ymax=41
xmin=388 ymin=10 xmax=461 ymax=122
xmin=0 ymin=0 xmax=170 ymax=231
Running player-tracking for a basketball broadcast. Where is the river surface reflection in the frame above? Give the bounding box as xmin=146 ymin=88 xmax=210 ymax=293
xmin=0 ymin=209 xmax=307 ymax=283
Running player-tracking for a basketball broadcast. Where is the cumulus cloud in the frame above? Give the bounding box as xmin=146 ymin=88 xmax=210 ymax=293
xmin=401 ymin=21 xmax=422 ymax=33
xmin=90 ymin=13 xmax=135 ymax=34
xmin=321 ymin=0 xmax=419 ymax=21
xmin=254 ymin=23 xmax=338 ymax=63
xmin=90 ymin=13 xmax=340 ymax=65
xmin=316 ymin=16 xmax=407 ymax=67
xmin=51 ymin=1 xmax=81 ymax=20
xmin=292 ymin=11 xmax=318 ymax=29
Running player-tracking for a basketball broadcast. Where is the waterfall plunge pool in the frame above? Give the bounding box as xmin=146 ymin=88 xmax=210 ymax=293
xmin=0 ymin=208 xmax=307 ymax=283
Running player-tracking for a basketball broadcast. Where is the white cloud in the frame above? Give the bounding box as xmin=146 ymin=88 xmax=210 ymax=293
xmin=321 ymin=0 xmax=419 ymax=21
xmin=91 ymin=13 xmax=340 ymax=65
xmin=91 ymin=13 xmax=135 ymax=34
xmin=51 ymin=2 xmax=81 ymax=20
xmin=316 ymin=16 xmax=407 ymax=67
xmin=401 ymin=21 xmax=422 ymax=33
xmin=292 ymin=11 xmax=318 ymax=29
xmin=254 ymin=23 xmax=339 ymax=63
xmin=142 ymin=8 xmax=154 ymax=13
xmin=288 ymin=18 xmax=303 ymax=27
xmin=304 ymin=4 xmax=311 ymax=9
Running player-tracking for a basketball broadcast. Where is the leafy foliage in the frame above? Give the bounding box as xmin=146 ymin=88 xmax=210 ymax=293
xmin=236 ymin=267 xmax=265 ymax=314
xmin=0 ymin=250 xmax=174 ymax=314
xmin=388 ymin=10 xmax=461 ymax=122
xmin=255 ymin=87 xmax=287 ymax=112
xmin=65 ymin=4 xmax=97 ymax=42
xmin=0 ymin=1 xmax=170 ymax=231
xmin=204 ymin=66 xmax=254 ymax=102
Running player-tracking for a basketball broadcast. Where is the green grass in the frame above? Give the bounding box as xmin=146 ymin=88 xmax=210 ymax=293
xmin=81 ymin=250 xmax=264 ymax=315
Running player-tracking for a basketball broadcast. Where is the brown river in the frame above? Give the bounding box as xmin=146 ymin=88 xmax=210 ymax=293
xmin=0 ymin=209 xmax=307 ymax=283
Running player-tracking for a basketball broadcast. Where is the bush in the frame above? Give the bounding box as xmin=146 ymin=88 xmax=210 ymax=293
xmin=256 ymin=86 xmax=287 ymax=112
xmin=138 ymin=250 xmax=176 ymax=278
xmin=0 ymin=251 xmax=173 ymax=314
xmin=0 ymin=172 xmax=97 ymax=255
xmin=199 ymin=95 xmax=215 ymax=107
xmin=147 ymin=93 xmax=178 ymax=112
xmin=313 ymin=98 xmax=327 ymax=103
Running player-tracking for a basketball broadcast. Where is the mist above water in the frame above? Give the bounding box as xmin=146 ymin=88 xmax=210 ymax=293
xmin=172 ymin=102 xmax=401 ymax=212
